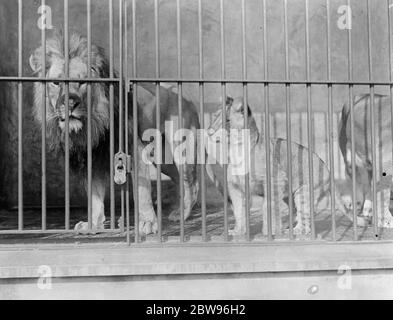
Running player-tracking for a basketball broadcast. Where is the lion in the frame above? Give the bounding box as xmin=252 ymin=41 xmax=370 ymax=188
xmin=339 ymin=94 xmax=393 ymax=228
xmin=29 ymin=31 xmax=200 ymax=234
xmin=208 ymin=96 xmax=367 ymax=236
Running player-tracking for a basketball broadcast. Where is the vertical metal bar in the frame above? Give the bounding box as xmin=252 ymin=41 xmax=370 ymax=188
xmin=284 ymin=0 xmax=294 ymax=239
xmin=109 ymin=0 xmax=115 ymax=230
xmin=64 ymin=0 xmax=70 ymax=230
xmin=263 ymin=0 xmax=273 ymax=241
xmin=87 ymin=0 xmax=93 ymax=230
xmin=336 ymin=113 xmax=343 ymax=178
xmin=388 ymin=1 xmax=393 ymax=236
xmin=241 ymin=0 xmax=251 ymax=241
xmin=325 ymin=112 xmax=329 ymax=165
xmin=131 ymin=0 xmax=139 ymax=242
xmin=366 ymin=0 xmax=378 ymax=239
xmin=41 ymin=0 xmax=47 ymax=231
xmin=17 ymin=0 xmax=23 ymax=231
xmin=119 ymin=0 xmax=125 ymax=234
xmin=154 ymin=0 xmax=162 ymax=242
xmin=198 ymin=0 xmax=207 ymax=242
xmin=124 ymin=1 xmax=130 ymax=245
xmin=176 ymin=0 xmax=185 ymax=242
xmin=305 ymin=0 xmax=315 ymax=239
xmin=347 ymin=0 xmax=357 ymax=240
xmin=326 ymin=0 xmax=337 ymax=240
xmin=220 ymin=0 xmax=229 ymax=240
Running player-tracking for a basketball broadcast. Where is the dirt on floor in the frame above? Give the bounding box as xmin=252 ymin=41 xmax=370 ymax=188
xmin=1 ymin=179 xmax=393 ymax=244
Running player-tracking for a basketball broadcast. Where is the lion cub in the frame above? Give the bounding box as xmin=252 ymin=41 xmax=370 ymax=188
xmin=208 ymin=97 xmax=366 ymax=236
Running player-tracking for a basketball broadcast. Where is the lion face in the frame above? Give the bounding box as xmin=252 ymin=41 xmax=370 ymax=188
xmin=29 ymin=32 xmax=111 ymax=149
xmin=207 ymin=96 xmax=259 ymax=146
xmin=44 ymin=57 xmax=91 ymax=133
xmin=208 ymin=96 xmax=251 ymax=144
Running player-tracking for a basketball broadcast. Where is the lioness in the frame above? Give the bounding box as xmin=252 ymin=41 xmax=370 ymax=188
xmin=29 ymin=32 xmax=199 ymax=234
xmin=208 ymin=97 xmax=366 ymax=236
xmin=339 ymin=94 xmax=393 ymax=228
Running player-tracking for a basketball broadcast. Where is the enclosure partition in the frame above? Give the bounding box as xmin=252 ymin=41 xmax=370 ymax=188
xmin=1 ymin=0 xmax=392 ymax=245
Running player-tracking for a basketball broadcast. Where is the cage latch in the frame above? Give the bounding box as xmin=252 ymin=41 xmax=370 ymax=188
xmin=114 ymin=152 xmax=132 ymax=185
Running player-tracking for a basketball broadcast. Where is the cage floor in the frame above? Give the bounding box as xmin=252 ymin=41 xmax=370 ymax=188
xmin=1 ymin=180 xmax=393 ymax=244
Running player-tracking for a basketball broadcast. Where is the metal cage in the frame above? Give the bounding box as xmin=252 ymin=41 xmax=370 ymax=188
xmin=0 ymin=0 xmax=392 ymax=245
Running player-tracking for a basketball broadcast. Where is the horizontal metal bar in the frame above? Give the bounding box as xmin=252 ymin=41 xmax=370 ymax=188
xmin=0 ymin=229 xmax=392 ymax=246
xmin=8 ymin=205 xmax=86 ymax=211
xmin=0 ymin=77 xmax=120 ymax=82
xmin=123 ymin=78 xmax=393 ymax=85
xmin=0 ymin=231 xmax=385 ymax=246
xmin=3 ymin=76 xmax=393 ymax=86
xmin=0 ymin=229 xmax=124 ymax=235
xmin=116 ymin=239 xmax=393 ymax=247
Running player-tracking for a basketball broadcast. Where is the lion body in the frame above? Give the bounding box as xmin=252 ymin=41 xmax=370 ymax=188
xmin=208 ymin=97 xmax=365 ymax=236
xmin=30 ymin=32 xmax=200 ymax=233
xmin=339 ymin=94 xmax=393 ymax=228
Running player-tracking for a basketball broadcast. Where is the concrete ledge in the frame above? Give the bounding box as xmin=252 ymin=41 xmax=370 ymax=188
xmin=1 ymin=241 xmax=393 ymax=279
xmin=3 ymin=269 xmax=393 ymax=299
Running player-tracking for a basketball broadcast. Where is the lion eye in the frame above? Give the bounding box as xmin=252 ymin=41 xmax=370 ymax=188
xmin=53 ymin=81 xmax=60 ymax=86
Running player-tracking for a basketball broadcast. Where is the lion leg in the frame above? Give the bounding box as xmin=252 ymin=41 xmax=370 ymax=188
xmin=134 ymin=138 xmax=158 ymax=235
xmin=293 ymin=185 xmax=311 ymax=235
xmin=167 ymin=138 xmax=199 ymax=222
xmin=270 ymin=177 xmax=287 ymax=235
xmin=169 ymin=163 xmax=199 ymax=221
xmin=262 ymin=196 xmax=268 ymax=236
xmin=377 ymin=189 xmax=393 ymax=228
xmin=362 ymin=198 xmax=373 ymax=218
xmin=228 ymin=183 xmax=246 ymax=236
xmin=262 ymin=193 xmax=283 ymax=236
xmin=75 ymin=177 xmax=106 ymax=234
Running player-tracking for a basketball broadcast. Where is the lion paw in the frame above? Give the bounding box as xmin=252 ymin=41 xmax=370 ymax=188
xmin=379 ymin=210 xmax=393 ymax=228
xmin=356 ymin=216 xmax=370 ymax=227
xmin=293 ymin=224 xmax=311 ymax=236
xmin=139 ymin=220 xmax=158 ymax=235
xmin=117 ymin=217 xmax=124 ymax=229
xmin=361 ymin=200 xmax=373 ymax=218
xmin=228 ymin=223 xmax=246 ymax=236
xmin=74 ymin=221 xmax=104 ymax=234
xmin=341 ymin=195 xmax=353 ymax=211
xmin=293 ymin=225 xmax=303 ymax=235
xmin=228 ymin=228 xmax=245 ymax=236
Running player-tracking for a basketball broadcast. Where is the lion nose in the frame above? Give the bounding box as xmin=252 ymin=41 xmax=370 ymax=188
xmin=61 ymin=94 xmax=81 ymax=111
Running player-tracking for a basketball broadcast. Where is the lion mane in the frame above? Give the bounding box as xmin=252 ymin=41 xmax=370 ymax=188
xmin=29 ymin=31 xmax=119 ymax=176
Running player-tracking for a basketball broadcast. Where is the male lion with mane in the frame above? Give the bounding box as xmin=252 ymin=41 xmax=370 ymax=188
xmin=29 ymin=31 xmax=200 ymax=234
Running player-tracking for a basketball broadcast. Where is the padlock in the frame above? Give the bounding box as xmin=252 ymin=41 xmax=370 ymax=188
xmin=114 ymin=152 xmax=131 ymax=185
